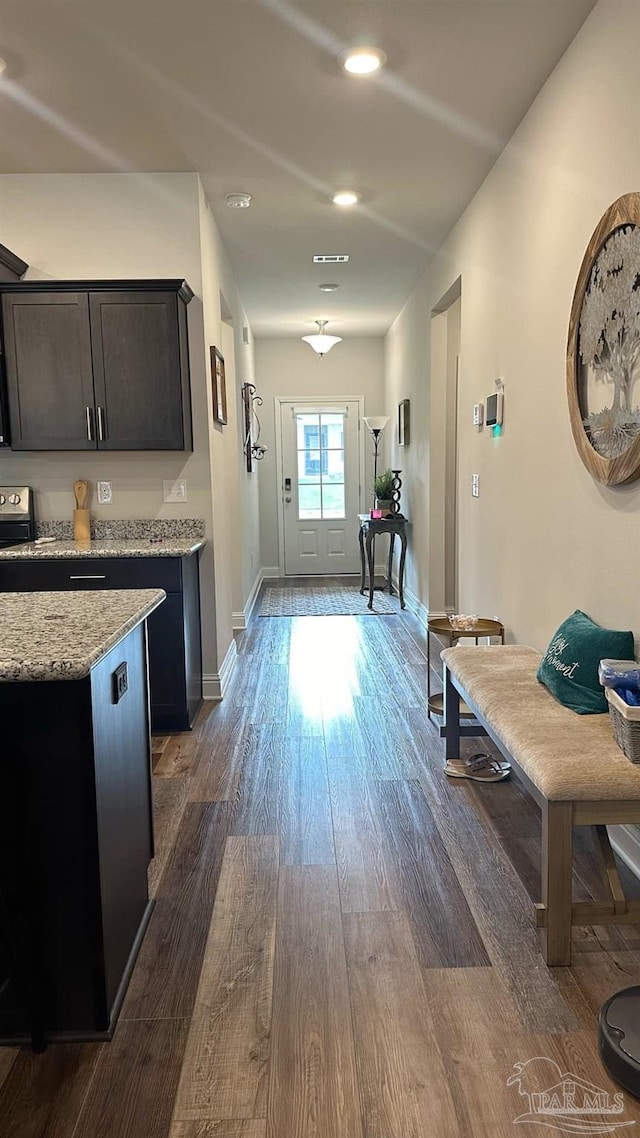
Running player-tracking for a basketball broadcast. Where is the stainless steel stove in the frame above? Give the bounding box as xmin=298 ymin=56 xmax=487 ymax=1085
xmin=0 ymin=486 xmax=36 ymax=548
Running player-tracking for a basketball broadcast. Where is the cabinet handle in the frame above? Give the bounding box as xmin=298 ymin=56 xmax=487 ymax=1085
xmin=97 ymin=406 xmax=106 ymax=442
xmin=86 ymin=406 xmax=94 ymax=441
xmin=69 ymin=574 xmax=107 ymax=580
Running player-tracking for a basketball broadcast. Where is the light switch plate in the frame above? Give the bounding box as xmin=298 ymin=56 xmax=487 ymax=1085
xmin=97 ymin=481 xmax=113 ymax=504
xmin=163 ymin=478 xmax=187 ymax=503
xmin=471 ymin=474 xmax=480 ymax=498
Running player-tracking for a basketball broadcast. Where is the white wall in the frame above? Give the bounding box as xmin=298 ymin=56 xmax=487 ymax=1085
xmin=0 ymin=171 xmax=259 ymax=683
xmin=385 ymin=0 xmax=640 ymax=648
xmin=0 ymin=172 xmax=209 ymax=524
xmin=254 ymin=337 xmax=385 ymax=571
xmin=197 ymin=182 xmax=261 ymax=657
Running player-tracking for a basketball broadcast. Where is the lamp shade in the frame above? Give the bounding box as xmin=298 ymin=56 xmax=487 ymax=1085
xmin=301 ymin=319 xmax=342 ymax=358
xmin=363 ymin=416 xmax=390 ymax=432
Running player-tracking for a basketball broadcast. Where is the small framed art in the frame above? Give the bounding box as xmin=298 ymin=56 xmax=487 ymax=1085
xmin=398 ymin=398 xmax=410 ymax=446
xmin=211 ymin=346 xmax=227 ymax=425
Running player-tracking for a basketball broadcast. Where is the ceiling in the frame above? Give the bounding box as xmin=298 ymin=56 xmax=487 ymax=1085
xmin=0 ymin=0 xmax=597 ymax=337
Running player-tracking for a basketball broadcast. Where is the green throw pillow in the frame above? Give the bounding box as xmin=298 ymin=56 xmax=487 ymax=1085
xmin=537 ymin=610 xmax=634 ymax=715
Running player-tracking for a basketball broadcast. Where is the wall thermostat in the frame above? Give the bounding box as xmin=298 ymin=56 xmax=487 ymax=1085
xmin=473 ymin=403 xmax=484 ymax=426
xmin=485 ymin=391 xmax=503 ymax=427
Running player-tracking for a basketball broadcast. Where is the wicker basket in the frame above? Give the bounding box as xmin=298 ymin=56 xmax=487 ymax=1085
xmin=606 ymin=688 xmax=640 ymax=763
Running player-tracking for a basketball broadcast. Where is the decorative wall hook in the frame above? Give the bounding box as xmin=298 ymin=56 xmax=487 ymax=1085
xmin=242 ymin=383 xmax=267 ymax=471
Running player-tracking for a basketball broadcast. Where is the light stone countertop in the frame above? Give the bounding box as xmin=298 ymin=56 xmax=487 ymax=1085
xmin=0 ymin=589 xmax=165 ymax=681
xmin=0 ymin=538 xmax=205 ymax=560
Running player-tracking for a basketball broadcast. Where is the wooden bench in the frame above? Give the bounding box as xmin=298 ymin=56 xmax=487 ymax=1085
xmin=442 ymin=645 xmax=640 ymax=966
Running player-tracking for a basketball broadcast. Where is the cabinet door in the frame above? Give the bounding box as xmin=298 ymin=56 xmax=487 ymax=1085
xmin=90 ymin=291 xmax=188 ymax=450
xmin=90 ymin=624 xmax=153 ymax=1023
xmin=146 ymin=592 xmax=189 ymax=731
xmin=1 ymin=292 xmax=96 ymax=450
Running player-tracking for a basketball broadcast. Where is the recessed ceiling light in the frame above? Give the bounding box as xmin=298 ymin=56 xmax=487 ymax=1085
xmin=319 ymin=283 xmax=339 ymax=292
xmin=331 ymin=191 xmax=360 ymax=207
xmin=0 ymin=58 xmax=7 ymax=77
xmin=225 ymin=192 xmax=252 ymax=209
xmin=338 ymin=47 xmax=387 ymax=76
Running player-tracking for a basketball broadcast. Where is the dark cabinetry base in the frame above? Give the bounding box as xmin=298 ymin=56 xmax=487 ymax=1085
xmin=0 ymin=624 xmax=153 ymax=1042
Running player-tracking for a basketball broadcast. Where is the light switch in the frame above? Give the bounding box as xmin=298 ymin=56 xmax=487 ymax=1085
xmin=163 ymin=478 xmax=187 ymax=503
xmin=97 ymin=481 xmax=113 ymax=504
xmin=471 ymin=474 xmax=480 ymax=497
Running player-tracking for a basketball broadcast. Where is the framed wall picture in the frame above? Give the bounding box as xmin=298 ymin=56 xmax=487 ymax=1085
xmin=210 ymin=346 xmax=227 ymax=425
xmin=398 ymin=398 xmax=410 ymax=446
xmin=567 ymin=192 xmax=640 ymax=485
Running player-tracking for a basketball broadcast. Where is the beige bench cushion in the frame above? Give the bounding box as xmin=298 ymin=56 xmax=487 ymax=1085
xmin=441 ymin=645 xmax=640 ymax=801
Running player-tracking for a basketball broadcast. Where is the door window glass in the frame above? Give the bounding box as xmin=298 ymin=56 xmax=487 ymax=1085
xmin=296 ymin=413 xmax=346 ymax=519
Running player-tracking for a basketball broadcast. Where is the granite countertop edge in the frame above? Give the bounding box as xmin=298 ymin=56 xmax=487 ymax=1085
xmin=0 ymin=588 xmax=166 ymax=682
xmin=0 ymin=538 xmax=206 ymax=560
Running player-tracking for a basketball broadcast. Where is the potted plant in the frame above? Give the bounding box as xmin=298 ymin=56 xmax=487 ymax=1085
xmin=374 ymin=469 xmax=395 ymax=514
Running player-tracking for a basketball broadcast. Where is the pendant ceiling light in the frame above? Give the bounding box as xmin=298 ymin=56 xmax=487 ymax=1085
xmin=301 ymin=319 xmax=342 ymax=359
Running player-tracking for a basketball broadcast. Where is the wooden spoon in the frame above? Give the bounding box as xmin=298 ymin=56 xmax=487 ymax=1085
xmin=73 ymin=480 xmax=89 ymax=510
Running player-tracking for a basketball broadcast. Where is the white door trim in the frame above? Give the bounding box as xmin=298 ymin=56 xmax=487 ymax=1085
xmin=274 ymin=395 xmax=366 ymax=576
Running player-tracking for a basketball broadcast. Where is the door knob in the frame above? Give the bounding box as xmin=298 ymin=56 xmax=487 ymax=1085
xmin=285 ymin=496 xmax=292 ymax=503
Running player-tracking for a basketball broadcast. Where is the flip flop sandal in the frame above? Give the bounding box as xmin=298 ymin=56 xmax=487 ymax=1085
xmin=444 ymin=753 xmax=511 ymax=782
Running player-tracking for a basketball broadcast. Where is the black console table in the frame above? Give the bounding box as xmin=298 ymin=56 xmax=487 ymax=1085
xmin=358 ymin=513 xmax=407 ymax=610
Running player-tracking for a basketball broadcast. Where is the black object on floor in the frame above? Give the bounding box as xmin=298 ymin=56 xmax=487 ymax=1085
xmin=600 ymin=986 xmax=640 ymax=1099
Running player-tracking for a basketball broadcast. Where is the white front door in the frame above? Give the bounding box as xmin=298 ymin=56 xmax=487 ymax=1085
xmin=279 ymin=399 xmax=361 ymax=575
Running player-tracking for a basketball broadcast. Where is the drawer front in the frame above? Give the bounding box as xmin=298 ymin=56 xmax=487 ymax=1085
xmin=0 ymin=556 xmax=182 ymax=593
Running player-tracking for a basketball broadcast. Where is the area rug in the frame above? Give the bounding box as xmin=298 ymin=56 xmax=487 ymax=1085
xmin=259 ymin=585 xmax=399 ymax=617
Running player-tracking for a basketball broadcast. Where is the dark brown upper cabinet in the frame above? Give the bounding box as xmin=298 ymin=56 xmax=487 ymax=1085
xmin=0 ymin=280 xmax=193 ymax=451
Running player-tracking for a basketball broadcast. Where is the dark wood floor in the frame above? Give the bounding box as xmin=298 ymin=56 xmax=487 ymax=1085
xmin=3 ymin=588 xmax=640 ymax=1136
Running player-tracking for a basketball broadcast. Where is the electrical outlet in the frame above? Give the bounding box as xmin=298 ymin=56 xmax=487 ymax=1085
xmin=163 ymin=478 xmax=187 ymax=503
xmin=97 ymin=481 xmax=113 ymax=505
xmin=112 ymin=661 xmax=128 ymax=704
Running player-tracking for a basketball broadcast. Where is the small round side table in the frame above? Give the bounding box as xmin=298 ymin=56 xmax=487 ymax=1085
xmin=426 ymin=617 xmax=505 ymax=721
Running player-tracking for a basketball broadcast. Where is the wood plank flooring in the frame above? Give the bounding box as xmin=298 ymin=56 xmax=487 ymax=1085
xmin=3 ymin=585 xmax=640 ymax=1136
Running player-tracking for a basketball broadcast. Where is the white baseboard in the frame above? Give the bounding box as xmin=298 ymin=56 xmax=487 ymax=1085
xmin=402 ymin=584 xmax=428 ymax=628
xmin=202 ymin=637 xmax=238 ymax=701
xmin=202 ymin=673 xmax=220 ymax=700
xmin=610 ymin=824 xmax=640 ymax=881
xmin=232 ymin=573 xmax=261 ymax=631
xmin=232 ymin=566 xmax=281 ymax=630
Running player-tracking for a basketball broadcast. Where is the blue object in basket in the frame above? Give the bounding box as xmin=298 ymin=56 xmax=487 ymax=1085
xmin=599 ymin=659 xmax=640 ymax=691
xmin=617 ymin=687 xmax=640 ymax=706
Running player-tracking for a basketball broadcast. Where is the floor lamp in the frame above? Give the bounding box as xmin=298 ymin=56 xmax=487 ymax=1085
xmin=363 ymin=416 xmax=390 ymax=507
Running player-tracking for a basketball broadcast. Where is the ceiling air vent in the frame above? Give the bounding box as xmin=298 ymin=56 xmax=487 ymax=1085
xmin=313 ymin=254 xmax=350 ymax=263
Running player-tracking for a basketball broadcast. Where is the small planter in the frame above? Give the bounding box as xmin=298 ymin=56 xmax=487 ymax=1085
xmin=373 ymin=469 xmax=397 ymax=516
xmin=375 ymin=498 xmax=393 ymax=516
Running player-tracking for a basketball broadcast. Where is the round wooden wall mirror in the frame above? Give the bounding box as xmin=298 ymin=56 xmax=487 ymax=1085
xmin=567 ymin=192 xmax=640 ymax=485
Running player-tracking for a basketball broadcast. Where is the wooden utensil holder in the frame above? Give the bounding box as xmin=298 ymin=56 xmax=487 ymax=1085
xmin=73 ymin=508 xmax=91 ymax=543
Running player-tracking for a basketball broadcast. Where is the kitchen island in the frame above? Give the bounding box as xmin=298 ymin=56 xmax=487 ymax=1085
xmin=0 ymin=588 xmax=164 ymax=1046
xmin=0 ymin=538 xmax=204 ymax=731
